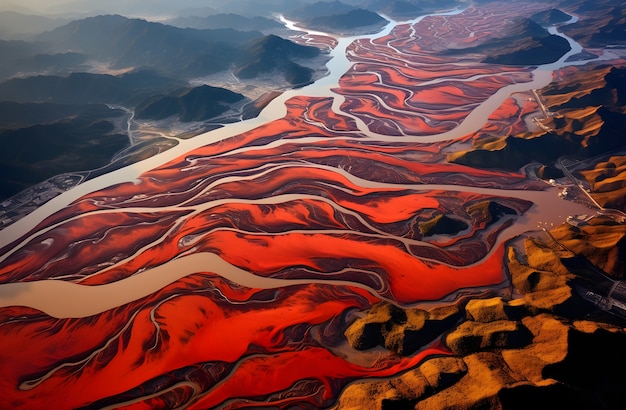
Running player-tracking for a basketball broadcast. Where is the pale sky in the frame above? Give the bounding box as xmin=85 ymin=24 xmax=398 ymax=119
xmin=0 ymin=0 xmax=218 ymax=16
xmin=1 ymin=0 xmax=88 ymax=13
xmin=0 ymin=0 xmax=336 ymax=19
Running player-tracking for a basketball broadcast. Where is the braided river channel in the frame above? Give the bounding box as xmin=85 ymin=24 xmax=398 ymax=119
xmin=0 ymin=2 xmax=617 ymax=409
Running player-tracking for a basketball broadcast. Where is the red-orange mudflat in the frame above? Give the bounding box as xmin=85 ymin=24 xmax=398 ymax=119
xmin=0 ymin=1 xmax=614 ymax=408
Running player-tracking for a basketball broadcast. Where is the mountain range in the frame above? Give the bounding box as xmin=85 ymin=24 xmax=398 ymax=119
xmin=0 ymin=114 xmax=128 ymax=200
xmin=32 ymin=14 xmax=264 ymax=78
xmin=0 ymin=70 xmax=184 ymax=105
xmin=0 ymin=11 xmax=68 ymax=39
xmin=167 ymin=13 xmax=283 ymax=31
xmin=445 ymin=17 xmax=571 ymax=65
xmin=2 ymin=13 xmax=324 ymax=84
xmin=286 ymin=1 xmax=387 ymax=33
xmin=357 ymin=0 xmax=460 ymax=19
xmin=0 ymin=11 xmax=326 ymax=201
xmin=0 ymin=102 xmax=122 ymax=131
xmin=135 ymin=85 xmax=245 ymax=122
xmin=234 ymin=34 xmax=320 ymax=84
xmin=562 ymin=1 xmax=626 ymax=48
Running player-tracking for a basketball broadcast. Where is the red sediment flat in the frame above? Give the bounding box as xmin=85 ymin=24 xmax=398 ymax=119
xmin=0 ymin=2 xmax=561 ymax=408
xmin=0 ymin=276 xmax=448 ymax=409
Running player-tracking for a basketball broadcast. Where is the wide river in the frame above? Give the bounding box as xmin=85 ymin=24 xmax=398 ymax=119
xmin=0 ymin=8 xmax=600 ymax=317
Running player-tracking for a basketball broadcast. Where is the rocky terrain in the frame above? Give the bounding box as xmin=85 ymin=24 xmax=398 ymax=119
xmin=561 ymin=1 xmax=626 ymax=48
xmin=579 ymin=156 xmax=626 ymax=211
xmin=332 ymin=3 xmax=626 ymax=405
xmin=335 ymin=216 xmax=626 ymax=409
xmin=449 ymin=64 xmax=626 ymax=172
xmin=1 ymin=1 xmax=625 ymax=408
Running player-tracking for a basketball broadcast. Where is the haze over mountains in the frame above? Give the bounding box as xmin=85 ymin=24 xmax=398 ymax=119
xmin=0 ymin=1 xmax=348 ymax=202
xmin=286 ymin=1 xmax=388 ymax=33
xmin=0 ymin=11 xmax=69 ymax=39
xmin=134 ymin=86 xmax=245 ymax=122
xmin=1 ymin=0 xmax=623 ymax=203
xmin=446 ymin=16 xmax=572 ymax=65
xmin=166 ymin=14 xmax=283 ymax=31
xmin=0 ymin=0 xmax=459 ymax=20
xmin=31 ymin=15 xmax=264 ymax=77
xmin=4 ymin=0 xmax=458 ymax=203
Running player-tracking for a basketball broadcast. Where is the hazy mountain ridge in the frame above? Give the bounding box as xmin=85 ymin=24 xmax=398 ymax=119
xmin=563 ymin=3 xmax=626 ymax=47
xmin=375 ymin=1 xmax=423 ymax=18
xmin=0 ymin=102 xmax=122 ymax=130
xmin=0 ymin=11 xmax=68 ymax=39
xmin=287 ymin=0 xmax=356 ymax=19
xmin=529 ymin=8 xmax=571 ymax=26
xmin=5 ymin=52 xmax=88 ymax=80
xmin=307 ymin=9 xmax=387 ymax=31
xmin=0 ymin=10 xmax=326 ymax=201
xmin=0 ymin=20 xmax=324 ymax=101
xmin=167 ymin=13 xmax=282 ymax=31
xmin=446 ymin=17 xmax=571 ymax=65
xmin=0 ymin=0 xmax=463 ymax=21
xmin=34 ymin=14 xmax=264 ymax=77
xmin=135 ymin=85 xmax=245 ymax=122
xmin=0 ymin=116 xmax=128 ymax=199
xmin=0 ymin=70 xmax=184 ymax=105
xmin=286 ymin=0 xmax=387 ymax=33
xmin=0 ymin=39 xmax=48 ymax=79
xmin=361 ymin=0 xmax=460 ymax=18
xmin=234 ymin=34 xmax=321 ymax=85
xmin=0 ymin=13 xmax=325 ymax=82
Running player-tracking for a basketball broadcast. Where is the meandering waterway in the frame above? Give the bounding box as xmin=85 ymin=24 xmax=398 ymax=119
xmin=4 ymin=4 xmax=623 ymax=409
xmin=0 ymin=6 xmax=600 ymax=321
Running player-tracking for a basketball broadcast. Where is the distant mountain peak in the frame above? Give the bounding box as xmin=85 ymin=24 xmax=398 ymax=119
xmin=247 ymin=34 xmax=320 ymax=59
xmin=505 ymin=16 xmax=551 ymax=38
xmin=286 ymin=1 xmax=386 ymax=33
xmin=530 ymin=9 xmax=572 ymax=26
xmin=234 ymin=35 xmax=321 ymax=85
xmin=166 ymin=13 xmax=281 ymax=31
xmin=135 ymin=85 xmax=244 ymax=122
xmin=32 ymin=14 xmax=263 ymax=78
xmin=288 ymin=1 xmax=357 ymax=19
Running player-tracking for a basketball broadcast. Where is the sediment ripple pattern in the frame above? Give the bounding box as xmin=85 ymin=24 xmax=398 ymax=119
xmin=0 ymin=3 xmax=598 ymax=409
